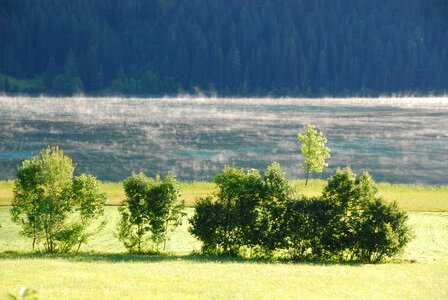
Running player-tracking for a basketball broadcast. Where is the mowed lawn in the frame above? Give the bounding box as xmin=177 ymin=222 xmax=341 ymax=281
xmin=0 ymin=254 xmax=446 ymax=299
xmin=1 ymin=206 xmax=448 ymax=299
xmin=1 ymin=180 xmax=448 ymax=299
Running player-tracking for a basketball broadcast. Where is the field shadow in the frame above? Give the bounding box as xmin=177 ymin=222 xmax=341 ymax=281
xmin=0 ymin=251 xmax=377 ymax=266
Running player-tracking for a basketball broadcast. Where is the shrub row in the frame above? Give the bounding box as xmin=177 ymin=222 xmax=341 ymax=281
xmin=10 ymin=147 xmax=412 ymax=262
xmin=10 ymin=146 xmax=185 ymax=254
xmin=189 ymin=163 xmax=412 ymax=262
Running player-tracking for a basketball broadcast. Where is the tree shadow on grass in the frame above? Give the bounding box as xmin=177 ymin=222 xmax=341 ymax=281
xmin=0 ymin=251 xmax=396 ymax=266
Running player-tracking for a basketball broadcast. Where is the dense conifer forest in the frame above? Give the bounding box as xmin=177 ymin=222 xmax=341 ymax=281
xmin=0 ymin=0 xmax=447 ymax=96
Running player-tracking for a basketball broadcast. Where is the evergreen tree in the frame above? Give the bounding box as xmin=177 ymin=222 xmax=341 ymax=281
xmin=0 ymin=0 xmax=446 ymax=96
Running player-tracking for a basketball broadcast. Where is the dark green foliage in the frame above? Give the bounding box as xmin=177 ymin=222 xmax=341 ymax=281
xmin=117 ymin=172 xmax=184 ymax=253
xmin=189 ymin=163 xmax=296 ymax=256
xmin=277 ymin=197 xmax=337 ymax=259
xmin=0 ymin=0 xmax=447 ymax=95
xmin=189 ymin=166 xmax=265 ymax=256
xmin=10 ymin=146 xmax=107 ymax=253
xmin=353 ymin=199 xmax=412 ymax=263
xmin=350 ymin=173 xmax=413 ymax=262
xmin=321 ymin=167 xmax=359 ymax=256
xmin=188 ymin=196 xmax=227 ymax=255
xmin=190 ymin=163 xmax=412 ymax=262
xmin=323 ymin=167 xmax=358 ymax=208
xmin=51 ymin=74 xmax=83 ymax=95
xmin=321 ymin=168 xmax=413 ymax=262
xmin=263 ymin=162 xmax=295 ymax=203
xmin=255 ymin=163 xmax=296 ymax=253
xmin=43 ymin=57 xmax=57 ymax=89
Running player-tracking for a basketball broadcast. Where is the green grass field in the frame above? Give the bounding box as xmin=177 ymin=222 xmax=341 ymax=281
xmin=1 ymin=180 xmax=448 ymax=299
xmin=0 ymin=207 xmax=447 ymax=299
xmin=291 ymin=180 xmax=448 ymax=212
xmin=0 ymin=181 xmax=216 ymax=208
xmin=1 ymin=179 xmax=448 ymax=211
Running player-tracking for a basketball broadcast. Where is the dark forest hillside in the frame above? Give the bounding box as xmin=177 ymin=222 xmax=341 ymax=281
xmin=1 ymin=0 xmax=447 ymax=96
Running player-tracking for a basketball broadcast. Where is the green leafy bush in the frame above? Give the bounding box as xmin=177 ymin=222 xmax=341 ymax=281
xmin=281 ymin=197 xmax=338 ymax=259
xmin=189 ymin=166 xmax=264 ymax=255
xmin=190 ymin=163 xmax=295 ymax=256
xmin=72 ymin=174 xmax=107 ymax=251
xmin=117 ymin=172 xmax=184 ymax=253
xmin=188 ymin=196 xmax=227 ymax=254
xmin=254 ymin=162 xmax=296 ymax=254
xmin=353 ymin=199 xmax=412 ymax=262
xmin=321 ymin=167 xmax=413 ymax=262
xmin=190 ymin=164 xmax=412 ymax=263
xmin=10 ymin=146 xmax=107 ymax=253
xmin=351 ymin=173 xmax=413 ymax=262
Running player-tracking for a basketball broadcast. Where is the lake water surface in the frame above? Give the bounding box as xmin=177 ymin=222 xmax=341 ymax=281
xmin=0 ymin=96 xmax=447 ymax=184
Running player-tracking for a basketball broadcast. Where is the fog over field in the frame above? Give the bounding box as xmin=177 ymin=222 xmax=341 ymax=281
xmin=0 ymin=96 xmax=447 ymax=184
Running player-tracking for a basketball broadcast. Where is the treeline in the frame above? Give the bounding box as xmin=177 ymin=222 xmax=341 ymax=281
xmin=1 ymin=0 xmax=448 ymax=96
xmin=11 ymin=146 xmax=185 ymax=254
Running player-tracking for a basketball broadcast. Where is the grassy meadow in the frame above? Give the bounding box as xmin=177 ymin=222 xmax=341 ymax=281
xmin=1 ymin=179 xmax=448 ymax=211
xmin=0 ymin=252 xmax=447 ymax=299
xmin=291 ymin=180 xmax=448 ymax=212
xmin=1 ymin=179 xmax=448 ymax=299
xmin=0 ymin=207 xmax=447 ymax=299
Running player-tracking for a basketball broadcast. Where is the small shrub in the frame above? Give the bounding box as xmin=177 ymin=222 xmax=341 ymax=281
xmin=189 ymin=166 xmax=264 ymax=256
xmin=255 ymin=162 xmax=296 ymax=253
xmin=320 ymin=167 xmax=359 ymax=257
xmin=117 ymin=172 xmax=184 ymax=253
xmin=353 ymin=199 xmax=413 ymax=262
xmin=10 ymin=146 xmax=107 ymax=253
xmin=322 ymin=168 xmax=413 ymax=262
xmin=190 ymin=163 xmax=294 ymax=256
xmin=72 ymin=174 xmax=107 ymax=251
xmin=188 ymin=196 xmax=227 ymax=254
xmin=322 ymin=166 xmax=358 ymax=208
xmin=282 ymin=197 xmax=338 ymax=259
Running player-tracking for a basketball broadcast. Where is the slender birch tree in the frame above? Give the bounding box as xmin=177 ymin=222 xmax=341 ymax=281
xmin=297 ymin=124 xmax=331 ymax=185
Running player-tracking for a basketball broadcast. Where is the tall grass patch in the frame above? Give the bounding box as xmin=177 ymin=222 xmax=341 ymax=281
xmin=2 ymin=180 xmax=447 ymax=211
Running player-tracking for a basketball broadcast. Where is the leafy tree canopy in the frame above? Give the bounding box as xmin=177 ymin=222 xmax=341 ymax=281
xmin=11 ymin=146 xmax=107 ymax=253
xmin=298 ymin=124 xmax=331 ymax=185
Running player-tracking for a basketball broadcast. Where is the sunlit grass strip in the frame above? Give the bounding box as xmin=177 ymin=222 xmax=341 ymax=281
xmin=100 ymin=181 xmax=216 ymax=206
xmin=0 ymin=209 xmax=447 ymax=299
xmin=0 ymin=252 xmax=447 ymax=299
xmin=1 ymin=189 xmax=447 ymax=299
xmin=376 ymin=183 xmax=448 ymax=212
xmin=0 ymin=181 xmax=14 ymax=206
xmin=1 ymin=180 xmax=447 ymax=211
